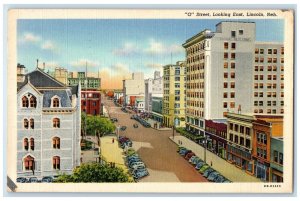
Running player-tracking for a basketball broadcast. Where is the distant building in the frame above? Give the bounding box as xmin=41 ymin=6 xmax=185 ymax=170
xmin=151 ymin=94 xmax=163 ymax=124
xmin=53 ymin=67 xmax=68 ymax=85
xmin=123 ymin=72 xmax=145 ymax=112
xmin=113 ymin=89 xmax=123 ymax=102
xmin=17 ymin=63 xmax=26 ymax=83
xmin=145 ymin=71 xmax=163 ymax=114
xmin=17 ymin=68 xmax=81 ymax=178
xmin=162 ymin=61 xmax=186 ymax=127
xmin=81 ymin=90 xmax=102 ymax=116
xmin=68 ymin=72 xmax=101 ymax=90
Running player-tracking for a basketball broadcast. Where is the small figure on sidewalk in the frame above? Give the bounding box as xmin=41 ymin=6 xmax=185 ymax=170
xmin=112 ymin=138 xmax=115 ymax=143
xmin=211 ymin=161 xmax=213 ymax=166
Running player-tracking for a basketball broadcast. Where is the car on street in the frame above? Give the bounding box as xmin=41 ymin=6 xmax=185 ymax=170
xmin=128 ymin=158 xmax=143 ymax=166
xmin=110 ymin=118 xmax=118 ymax=122
xmin=179 ymin=149 xmax=191 ymax=156
xmin=126 ymin=155 xmax=139 ymax=161
xmin=207 ymin=171 xmax=220 ymax=182
xmin=41 ymin=176 xmax=53 ymax=183
xmin=28 ymin=177 xmax=39 ymax=183
xmin=203 ymin=168 xmax=215 ymax=178
xmin=177 ymin=146 xmax=186 ymax=152
xmin=215 ymin=175 xmax=226 ymax=183
xmin=133 ymin=123 xmax=138 ymax=128
xmin=195 ymin=161 xmax=206 ymax=170
xmin=130 ymin=165 xmax=147 ymax=173
xmin=16 ymin=177 xmax=27 ymax=183
xmin=132 ymin=169 xmax=149 ymax=179
xmin=222 ymin=179 xmax=232 ymax=183
xmin=199 ymin=164 xmax=210 ymax=174
xmin=192 ymin=157 xmax=202 ymax=166
xmin=185 ymin=152 xmax=195 ymax=160
xmin=129 ymin=162 xmax=145 ymax=169
xmin=188 ymin=155 xmax=198 ymax=163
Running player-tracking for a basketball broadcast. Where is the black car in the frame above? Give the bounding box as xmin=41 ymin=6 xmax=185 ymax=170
xmin=110 ymin=118 xmax=118 ymax=122
xmin=41 ymin=176 xmax=53 ymax=183
xmin=120 ymin=126 xmax=127 ymax=131
xmin=28 ymin=177 xmax=39 ymax=183
xmin=16 ymin=177 xmax=27 ymax=183
xmin=133 ymin=124 xmax=138 ymax=128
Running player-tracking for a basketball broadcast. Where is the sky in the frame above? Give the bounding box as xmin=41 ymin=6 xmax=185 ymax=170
xmin=17 ymin=19 xmax=284 ymax=89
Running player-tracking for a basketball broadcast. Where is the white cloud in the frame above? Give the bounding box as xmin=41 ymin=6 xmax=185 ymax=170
xmin=41 ymin=40 xmax=55 ymax=50
xmin=20 ymin=32 xmax=41 ymax=43
xmin=111 ymin=63 xmax=130 ymax=74
xmin=145 ymin=63 xmax=163 ymax=69
xmin=70 ymin=59 xmax=100 ymax=68
xmin=144 ymin=39 xmax=184 ymax=55
xmin=113 ymin=43 xmax=139 ymax=56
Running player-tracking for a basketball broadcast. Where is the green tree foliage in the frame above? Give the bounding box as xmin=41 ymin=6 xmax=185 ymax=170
xmin=55 ymin=163 xmax=131 ymax=183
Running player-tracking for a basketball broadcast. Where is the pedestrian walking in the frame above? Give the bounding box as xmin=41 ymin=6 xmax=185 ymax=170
xmin=112 ymin=138 xmax=114 ymax=143
xmin=211 ymin=161 xmax=213 ymax=166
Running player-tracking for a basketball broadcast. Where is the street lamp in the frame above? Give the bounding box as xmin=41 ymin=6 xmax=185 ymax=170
xmin=202 ymin=135 xmax=207 ymax=163
xmin=117 ymin=125 xmax=121 ymax=139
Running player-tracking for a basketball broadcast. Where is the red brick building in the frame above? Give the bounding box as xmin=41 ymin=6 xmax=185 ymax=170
xmin=81 ymin=90 xmax=102 ymax=115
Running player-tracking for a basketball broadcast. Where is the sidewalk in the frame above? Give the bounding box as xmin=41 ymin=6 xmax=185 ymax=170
xmin=170 ymin=135 xmax=261 ymax=183
xmin=146 ymin=118 xmax=172 ymax=131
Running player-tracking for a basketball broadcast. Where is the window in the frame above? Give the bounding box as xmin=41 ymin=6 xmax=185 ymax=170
xmin=223 ymin=93 xmax=228 ymax=98
xmin=175 ymin=70 xmax=180 ymax=75
xmin=281 ymin=92 xmax=284 ymax=97
xmin=274 ymin=150 xmax=278 ymax=162
xmin=281 ymin=58 xmax=284 ymax=64
xmin=259 ymin=101 xmax=263 ymax=106
xmin=29 ymin=119 xmax=34 ymax=129
xmin=255 ymin=66 xmax=259 ymax=71
xmin=254 ymin=75 xmax=258 ymax=80
xmin=240 ymin=137 xmax=244 ymax=146
xmin=246 ymin=127 xmax=250 ymax=135
xmin=224 ymin=82 xmax=228 ymax=88
xmin=281 ymin=101 xmax=284 ymax=106
xmin=268 ymin=49 xmax=272 ymax=54
xmin=224 ymin=62 xmax=228 ymax=69
xmin=260 ymin=75 xmax=264 ymax=80
xmin=30 ymin=96 xmax=37 ymax=108
xmin=259 ymin=83 xmax=264 ymax=89
xmin=279 ymin=153 xmax=283 ymax=165
xmin=230 ymin=134 xmax=233 ymax=141
xmin=175 ymin=90 xmax=180 ymax=95
xmin=281 ymin=74 xmax=284 ymax=80
xmin=273 ymin=58 xmax=277 ymax=63
xmin=273 ymin=101 xmax=277 ymax=106
xmin=281 ymin=66 xmax=284 ymax=71
xmin=234 ymin=135 xmax=238 ymax=143
xmin=24 ymin=138 xmax=29 ymax=150
xmin=273 ymin=49 xmax=277 ymax=54
xmin=224 ymin=42 xmax=228 ymax=49
xmin=259 ymin=66 xmax=264 ymax=71
xmin=273 ymin=75 xmax=277 ymax=80
xmin=230 ymin=82 xmax=235 ymax=88
xmin=281 ymin=83 xmax=284 ymax=89
xmin=231 ymin=62 xmax=235 ymax=69
xmin=254 ymin=101 xmax=258 ymax=106
xmin=255 ymin=57 xmax=259 ymax=62
xmin=231 ymin=72 xmax=235 ymax=79
xmin=92 ymin=101 xmax=97 ymax=106
xmin=224 ymin=53 xmax=228 ymax=59
xmin=175 ymin=96 xmax=180 ymax=101
xmin=53 ymin=118 xmax=60 ymax=128
xmin=260 ymin=49 xmax=264 ymax=54
xmin=230 ymin=92 xmax=235 ymax=98
xmin=53 ymin=156 xmax=60 ymax=170
xmin=53 ymin=98 xmax=59 ymax=107
xmin=240 ymin=126 xmax=244 ymax=134
xmin=231 ymin=31 xmax=236 ymax=37
xmin=22 ymin=96 xmax=29 ymax=108
xmin=30 ymin=138 xmax=34 ymax=151
xmin=223 ymin=102 xmax=227 ymax=108
xmin=231 ymin=43 xmax=236 ymax=49
xmin=224 ymin=73 xmax=228 ymax=79
xmin=273 ymin=66 xmax=277 ymax=71
xmin=231 ymin=53 xmax=236 ymax=59
xmin=175 ymin=83 xmax=180 ymax=88
xmin=24 ymin=119 xmax=29 ymax=129
xmin=53 ymin=137 xmax=60 ymax=149
xmin=246 ymin=139 xmax=250 ymax=148
xmin=239 ymin=30 xmax=243 ymax=35
xmin=230 ymin=102 xmax=235 ymax=108
xmin=175 ymin=77 xmax=180 ymax=81
xmin=260 ymin=57 xmax=264 ymax=63
xmin=268 ymin=65 xmax=272 ymax=71
xmin=259 ymin=92 xmax=264 ymax=97
xmin=255 ymin=48 xmax=259 ymax=54
xmin=24 ymin=155 xmax=35 ymax=171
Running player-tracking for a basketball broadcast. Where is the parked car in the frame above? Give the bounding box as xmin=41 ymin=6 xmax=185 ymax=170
xmin=179 ymin=149 xmax=191 ymax=156
xmin=132 ymin=169 xmax=149 ymax=179
xmin=203 ymin=168 xmax=215 ymax=178
xmin=192 ymin=157 xmax=202 ymax=166
xmin=28 ymin=177 xmax=39 ymax=183
xmin=128 ymin=158 xmax=142 ymax=166
xmin=133 ymin=123 xmax=138 ymax=128
xmin=126 ymin=155 xmax=139 ymax=161
xmin=41 ymin=176 xmax=53 ymax=183
xmin=185 ymin=152 xmax=195 ymax=160
xmin=120 ymin=126 xmax=127 ymax=131
xmin=207 ymin=172 xmax=220 ymax=182
xmin=222 ymin=179 xmax=232 ymax=183
xmin=177 ymin=146 xmax=186 ymax=152
xmin=199 ymin=164 xmax=210 ymax=174
xmin=188 ymin=156 xmax=198 ymax=163
xmin=16 ymin=177 xmax=27 ymax=183
xmin=195 ymin=161 xmax=206 ymax=170
xmin=215 ymin=175 xmax=226 ymax=183
xmin=130 ymin=166 xmax=147 ymax=173
xmin=130 ymin=163 xmax=146 ymax=170
xmin=110 ymin=118 xmax=118 ymax=122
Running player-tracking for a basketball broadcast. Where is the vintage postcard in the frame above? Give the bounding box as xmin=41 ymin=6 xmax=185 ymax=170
xmin=6 ymin=8 xmax=294 ymax=193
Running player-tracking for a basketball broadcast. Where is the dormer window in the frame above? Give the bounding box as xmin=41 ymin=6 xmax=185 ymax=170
xmin=22 ymin=93 xmax=37 ymax=108
xmin=30 ymin=96 xmax=37 ymax=108
xmin=22 ymin=96 xmax=29 ymax=108
xmin=53 ymin=98 xmax=59 ymax=107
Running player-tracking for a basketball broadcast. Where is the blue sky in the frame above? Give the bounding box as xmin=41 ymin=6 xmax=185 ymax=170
xmin=17 ymin=19 xmax=284 ymax=88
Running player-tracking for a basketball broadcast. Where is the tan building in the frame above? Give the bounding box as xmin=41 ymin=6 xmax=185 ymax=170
xmin=54 ymin=67 xmax=68 ymax=85
xmin=162 ymin=61 xmax=186 ymax=127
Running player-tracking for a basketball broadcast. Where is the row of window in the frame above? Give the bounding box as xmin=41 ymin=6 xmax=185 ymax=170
xmin=229 ymin=123 xmax=251 ymax=135
xmin=23 ymin=155 xmax=61 ymax=171
xmin=23 ymin=118 xmax=60 ymax=129
xmin=254 ymin=109 xmax=284 ymax=114
xmin=273 ymin=150 xmax=283 ymax=165
xmin=186 ymin=82 xmax=204 ymax=89
xmin=186 ymin=73 xmax=204 ymax=81
xmin=254 ymin=83 xmax=284 ymax=89
xmin=186 ymin=63 xmax=205 ymax=72
xmin=23 ymin=137 xmax=61 ymax=151
xmin=254 ymin=65 xmax=284 ymax=72
xmin=22 ymin=96 xmax=60 ymax=108
xmin=254 ymin=100 xmax=284 ymax=107
xmin=254 ymin=92 xmax=284 ymax=98
xmin=224 ymin=52 xmax=236 ymax=59
xmin=254 ymin=74 xmax=284 ymax=80
xmin=223 ymin=102 xmax=235 ymax=109
xmin=229 ymin=134 xmax=251 ymax=148
xmin=257 ymin=147 xmax=267 ymax=159
xmin=254 ymin=47 xmax=284 ymax=55
xmin=254 ymin=57 xmax=284 ymax=64
xmin=224 ymin=72 xmax=235 ymax=79
xmin=224 ymin=42 xmax=236 ymax=50
xmin=186 ymin=92 xmax=204 ymax=98
xmin=223 ymin=92 xmax=235 ymax=98
xmin=186 ymin=109 xmax=204 ymax=117
xmin=224 ymin=62 xmax=235 ymax=69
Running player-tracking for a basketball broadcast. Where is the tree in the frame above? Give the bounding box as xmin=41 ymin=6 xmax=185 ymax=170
xmin=54 ymin=162 xmax=131 ymax=183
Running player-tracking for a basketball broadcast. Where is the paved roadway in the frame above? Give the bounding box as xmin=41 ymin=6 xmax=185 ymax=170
xmin=102 ymin=96 xmax=207 ymax=182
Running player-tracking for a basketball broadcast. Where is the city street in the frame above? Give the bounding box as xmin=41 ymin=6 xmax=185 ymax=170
xmin=102 ymin=95 xmax=207 ymax=182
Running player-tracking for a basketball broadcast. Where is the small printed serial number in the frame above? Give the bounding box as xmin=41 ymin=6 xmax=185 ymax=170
xmin=264 ymin=184 xmax=281 ymax=188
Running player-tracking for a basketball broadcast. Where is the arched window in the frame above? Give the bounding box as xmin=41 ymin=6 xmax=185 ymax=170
xmin=30 ymin=138 xmax=34 ymax=151
xmin=24 ymin=155 xmax=35 ymax=171
xmin=30 ymin=119 xmax=34 ymax=129
xmin=52 ymin=137 xmax=60 ymax=149
xmin=22 ymin=96 xmax=29 ymax=108
xmin=53 ymin=156 xmax=60 ymax=170
xmin=30 ymin=96 xmax=37 ymax=108
xmin=53 ymin=118 xmax=60 ymax=128
xmin=24 ymin=119 xmax=29 ymax=129
xmin=24 ymin=138 xmax=29 ymax=150
xmin=53 ymin=98 xmax=60 ymax=107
